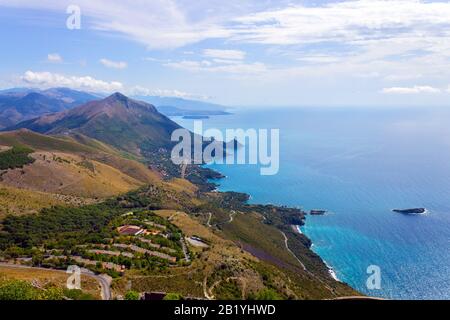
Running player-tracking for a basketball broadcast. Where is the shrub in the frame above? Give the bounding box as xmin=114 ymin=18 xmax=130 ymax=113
xmin=124 ymin=290 xmax=140 ymax=300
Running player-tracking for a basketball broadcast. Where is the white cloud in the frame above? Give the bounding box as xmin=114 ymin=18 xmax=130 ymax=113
xmin=127 ymin=85 xmax=210 ymax=100
xmin=381 ymin=86 xmax=441 ymax=94
xmin=20 ymin=70 xmax=123 ymax=92
xmin=297 ymin=55 xmax=341 ymax=64
xmin=384 ymin=74 xmax=423 ymax=81
xmin=4 ymin=0 xmax=450 ymax=54
xmin=6 ymin=0 xmax=450 ymax=95
xmin=17 ymin=70 xmax=208 ymax=99
xmin=203 ymin=49 xmax=246 ymax=60
xmin=164 ymin=60 xmax=267 ymax=74
xmin=100 ymin=58 xmax=127 ymax=69
xmin=47 ymin=53 xmax=62 ymax=63
xmin=231 ymin=1 xmax=450 ymax=47
xmin=0 ymin=0 xmax=230 ymax=49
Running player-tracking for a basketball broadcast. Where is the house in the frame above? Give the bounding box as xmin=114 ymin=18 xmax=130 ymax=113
xmin=117 ymin=225 xmax=145 ymax=236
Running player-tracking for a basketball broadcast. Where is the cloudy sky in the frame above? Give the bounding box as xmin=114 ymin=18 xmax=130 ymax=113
xmin=1 ymin=0 xmax=450 ymax=106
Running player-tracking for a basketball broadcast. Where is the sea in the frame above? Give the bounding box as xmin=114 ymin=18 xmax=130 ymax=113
xmin=173 ymin=106 xmax=450 ymax=300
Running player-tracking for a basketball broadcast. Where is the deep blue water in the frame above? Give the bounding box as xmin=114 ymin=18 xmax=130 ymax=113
xmin=174 ymin=106 xmax=450 ymax=300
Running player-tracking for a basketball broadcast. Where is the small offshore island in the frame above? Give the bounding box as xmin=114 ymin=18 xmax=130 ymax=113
xmin=310 ymin=209 xmax=327 ymax=216
xmin=392 ymin=208 xmax=427 ymax=215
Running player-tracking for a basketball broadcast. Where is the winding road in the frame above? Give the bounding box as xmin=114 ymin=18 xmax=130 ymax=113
xmin=0 ymin=263 xmax=111 ymax=300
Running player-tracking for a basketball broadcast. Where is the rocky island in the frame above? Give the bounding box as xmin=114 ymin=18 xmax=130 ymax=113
xmin=393 ymin=208 xmax=427 ymax=215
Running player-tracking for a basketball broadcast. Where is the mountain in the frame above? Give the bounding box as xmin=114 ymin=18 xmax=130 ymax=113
xmin=0 ymin=88 xmax=99 ymax=129
xmin=133 ymin=95 xmax=231 ymax=116
xmin=8 ymin=93 xmax=181 ymax=155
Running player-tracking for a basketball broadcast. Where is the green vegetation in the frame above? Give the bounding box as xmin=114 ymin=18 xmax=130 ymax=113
xmin=0 ymin=277 xmax=65 ymax=300
xmin=63 ymin=289 xmax=96 ymax=300
xmin=0 ymin=145 xmax=34 ymax=170
xmin=0 ymin=202 xmax=123 ymax=249
xmin=0 ymin=278 xmax=42 ymax=300
xmin=0 ymin=276 xmax=96 ymax=300
xmin=0 ymin=189 xmax=188 ymax=277
xmin=124 ymin=290 xmax=140 ymax=300
xmin=163 ymin=293 xmax=181 ymax=300
xmin=254 ymin=288 xmax=282 ymax=300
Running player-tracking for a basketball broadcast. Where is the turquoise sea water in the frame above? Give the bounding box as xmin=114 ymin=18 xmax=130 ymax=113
xmin=174 ymin=106 xmax=450 ymax=300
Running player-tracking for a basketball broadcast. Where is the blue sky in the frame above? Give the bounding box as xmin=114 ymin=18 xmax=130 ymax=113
xmin=1 ymin=0 xmax=450 ymax=107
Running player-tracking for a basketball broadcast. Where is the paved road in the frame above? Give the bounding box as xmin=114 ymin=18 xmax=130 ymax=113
xmin=0 ymin=263 xmax=111 ymax=300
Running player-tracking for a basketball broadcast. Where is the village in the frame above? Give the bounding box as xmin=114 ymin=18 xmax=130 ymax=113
xmin=2 ymin=210 xmax=211 ymax=277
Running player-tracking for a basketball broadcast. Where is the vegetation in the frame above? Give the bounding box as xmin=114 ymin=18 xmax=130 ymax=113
xmin=0 ymin=202 xmax=124 ymax=249
xmin=253 ymin=288 xmax=282 ymax=300
xmin=0 ymin=278 xmax=42 ymax=300
xmin=0 ymin=276 xmax=96 ymax=300
xmin=0 ymin=145 xmax=34 ymax=170
xmin=124 ymin=290 xmax=140 ymax=300
xmin=0 ymin=189 xmax=188 ymax=276
xmin=0 ymin=277 xmax=65 ymax=300
xmin=63 ymin=289 xmax=96 ymax=300
xmin=0 ymin=184 xmax=66 ymax=218
xmin=163 ymin=293 xmax=181 ymax=300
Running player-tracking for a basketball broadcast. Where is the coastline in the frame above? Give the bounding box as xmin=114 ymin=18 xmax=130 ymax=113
xmin=325 ymin=262 xmax=341 ymax=282
xmin=293 ymin=224 xmax=341 ymax=282
xmin=207 ymin=168 xmax=347 ymax=286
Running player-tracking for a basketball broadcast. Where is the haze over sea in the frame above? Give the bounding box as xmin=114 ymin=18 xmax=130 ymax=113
xmin=174 ymin=106 xmax=450 ymax=300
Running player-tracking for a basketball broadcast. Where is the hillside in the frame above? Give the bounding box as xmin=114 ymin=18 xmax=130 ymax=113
xmin=0 ymin=184 xmax=67 ymax=218
xmin=8 ymin=93 xmax=181 ymax=155
xmin=0 ymin=130 xmax=163 ymax=211
xmin=0 ymin=152 xmax=144 ymax=198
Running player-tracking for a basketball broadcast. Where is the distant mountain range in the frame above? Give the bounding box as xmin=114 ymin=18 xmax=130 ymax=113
xmin=0 ymin=87 xmax=230 ymax=129
xmin=132 ymin=95 xmax=231 ymax=117
xmin=0 ymin=88 xmax=100 ymax=129
xmin=7 ymin=93 xmax=181 ymax=155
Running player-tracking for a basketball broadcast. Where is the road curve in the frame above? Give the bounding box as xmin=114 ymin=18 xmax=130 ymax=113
xmin=0 ymin=263 xmax=111 ymax=300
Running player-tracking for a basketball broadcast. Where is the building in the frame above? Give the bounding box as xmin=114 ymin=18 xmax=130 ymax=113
xmin=117 ymin=225 xmax=145 ymax=236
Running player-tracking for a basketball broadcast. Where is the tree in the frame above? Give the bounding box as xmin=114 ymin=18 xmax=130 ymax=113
xmin=0 ymin=279 xmax=39 ymax=300
xmin=124 ymin=290 xmax=140 ymax=300
xmin=163 ymin=293 xmax=181 ymax=300
xmin=39 ymin=287 xmax=64 ymax=300
xmin=255 ymin=288 xmax=282 ymax=300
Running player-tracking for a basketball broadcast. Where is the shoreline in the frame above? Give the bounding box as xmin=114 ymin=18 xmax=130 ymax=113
xmin=208 ymin=167 xmax=346 ymax=286
xmin=325 ymin=261 xmax=341 ymax=282
xmin=292 ymin=224 xmax=341 ymax=282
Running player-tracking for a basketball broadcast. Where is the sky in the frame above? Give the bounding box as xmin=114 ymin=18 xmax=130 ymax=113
xmin=1 ymin=0 xmax=450 ymax=107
